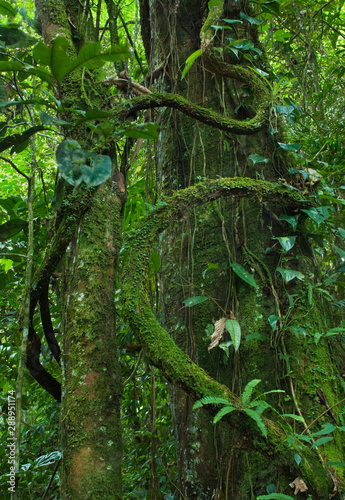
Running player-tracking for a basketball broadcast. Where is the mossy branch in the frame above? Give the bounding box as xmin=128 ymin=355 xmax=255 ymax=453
xmin=123 ymin=180 xmax=302 ymax=405
xmin=122 ymin=178 xmax=332 ymax=494
xmin=111 ymin=3 xmax=270 ymax=135
xmin=116 ymin=76 xmax=268 ymax=135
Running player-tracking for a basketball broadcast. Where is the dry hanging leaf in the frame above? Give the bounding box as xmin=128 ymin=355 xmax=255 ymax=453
xmin=208 ymin=317 xmax=227 ymax=351
xmin=289 ymin=477 xmax=308 ymax=494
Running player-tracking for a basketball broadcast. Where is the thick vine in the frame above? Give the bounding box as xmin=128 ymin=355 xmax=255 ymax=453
xmin=121 ymin=178 xmax=333 ymax=496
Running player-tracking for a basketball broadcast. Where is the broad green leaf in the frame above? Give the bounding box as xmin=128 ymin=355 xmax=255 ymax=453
xmin=181 ymin=49 xmax=202 ymax=80
xmin=0 ymin=219 xmax=27 ymax=241
xmin=124 ymin=123 xmax=159 ymax=140
xmin=337 ymin=227 xmax=345 ymax=239
xmin=0 ymin=26 xmax=36 ymax=47
xmin=223 ymin=19 xmax=243 ymax=24
xmin=243 ymin=408 xmax=267 ymax=437
xmin=0 ymin=196 xmax=26 ymax=217
xmin=266 ymin=484 xmax=277 ymax=494
xmin=0 ymin=258 xmax=13 ymax=272
xmin=0 ymin=125 xmax=46 ymax=153
xmin=0 ymin=99 xmax=42 ymax=109
xmin=0 ymin=77 xmax=7 ymax=103
xmin=24 ymin=66 xmax=53 ymax=85
xmin=275 ymin=105 xmax=294 ymax=117
xmin=52 ymin=41 xmax=130 ymax=83
xmin=40 ymin=111 xmax=71 ymax=127
xmin=2 ymin=380 xmax=10 ymax=393
xmin=70 ymin=41 xmax=105 ymax=70
xmin=241 ymin=379 xmax=261 ymax=405
xmin=276 ymin=236 xmax=296 ymax=252
xmin=182 ymin=296 xmax=209 ymax=307
xmin=75 ymin=109 xmax=112 ymax=126
xmin=213 ymin=405 xmax=236 ymax=423
xmin=249 ymin=154 xmax=269 ymax=164
xmin=273 ymin=29 xmax=290 ymax=42
xmin=301 ymin=208 xmax=324 ymax=226
xmin=281 ymin=413 xmax=306 ymax=423
xmin=219 ymin=340 xmax=232 ymax=357
xmin=233 ymin=40 xmax=254 ymax=50
xmin=0 ymin=60 xmax=23 ymax=72
xmin=325 ymin=327 xmax=345 ymax=337
xmin=33 ymin=41 xmax=52 ymax=66
xmin=50 ymin=37 xmax=72 ymax=82
xmin=279 ymin=214 xmax=298 ymax=230
xmin=90 ymin=44 xmax=130 ymax=64
xmin=268 ymin=315 xmax=279 ymax=331
xmin=314 ymin=331 xmax=323 ymax=345
xmin=0 ymin=0 xmax=17 ymax=17
xmin=227 ymin=38 xmax=247 ymax=48
xmin=277 ymin=142 xmax=301 ymax=152
xmin=193 ymin=396 xmax=230 ymax=409
xmin=35 ymin=451 xmax=61 ymax=467
xmin=225 ymin=319 xmax=241 ymax=352
xmin=261 ymin=0 xmax=280 ymax=16
xmin=294 ymin=454 xmax=301 ymax=466
xmin=55 ymin=139 xmax=81 ymax=176
xmin=56 ymin=140 xmax=111 ymax=187
xmin=12 ymin=138 xmax=29 ymax=153
xmin=277 ymin=267 xmax=305 ymax=283
xmin=230 ymin=263 xmax=258 ymax=289
xmin=239 ymin=11 xmax=263 ymax=25
xmin=288 ymin=326 xmax=306 ymax=338
xmin=334 ymin=245 xmax=345 ymax=259
xmin=310 ymin=423 xmax=336 ymax=436
xmin=295 ymin=434 xmax=312 ymax=443
xmin=83 ymin=152 xmax=112 ymax=187
xmin=311 ymin=436 xmax=333 ymax=448
xmin=252 ymin=67 xmax=269 ymax=78
xmin=150 ymin=250 xmax=161 ymax=272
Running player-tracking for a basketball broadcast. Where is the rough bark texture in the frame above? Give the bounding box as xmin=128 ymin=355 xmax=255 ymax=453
xmin=141 ymin=0 xmax=345 ymax=498
xmin=61 ymin=182 xmax=123 ymax=499
xmin=34 ymin=1 xmax=124 ymax=497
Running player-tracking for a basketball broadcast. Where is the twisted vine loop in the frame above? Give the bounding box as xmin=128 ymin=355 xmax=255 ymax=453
xmin=113 ymin=3 xmax=270 ymax=135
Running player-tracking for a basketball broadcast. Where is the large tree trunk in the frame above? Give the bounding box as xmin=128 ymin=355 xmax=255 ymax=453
xmin=34 ymin=1 xmax=124 ymax=497
xmin=60 ymin=182 xmax=123 ymax=499
xmin=140 ymin=0 xmax=345 ymax=498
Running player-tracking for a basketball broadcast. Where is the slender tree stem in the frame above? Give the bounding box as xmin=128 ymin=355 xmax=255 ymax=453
xmin=14 ymin=137 xmax=36 ymax=500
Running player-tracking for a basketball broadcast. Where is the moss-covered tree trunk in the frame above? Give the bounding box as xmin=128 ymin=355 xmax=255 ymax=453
xmin=34 ymin=1 xmax=124 ymax=497
xmin=60 ymin=182 xmax=123 ymax=499
xmin=140 ymin=0 xmax=345 ymax=498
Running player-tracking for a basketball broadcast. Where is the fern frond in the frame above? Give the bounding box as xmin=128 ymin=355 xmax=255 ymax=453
xmin=241 ymin=378 xmax=261 ymax=405
xmin=193 ymin=396 xmax=230 ymax=409
xmin=213 ymin=405 xmax=236 ymax=423
xmin=243 ymin=408 xmax=267 ymax=437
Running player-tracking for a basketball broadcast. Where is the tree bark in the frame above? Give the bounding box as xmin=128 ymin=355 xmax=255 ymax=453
xmin=140 ymin=0 xmax=345 ymax=498
xmin=34 ymin=1 xmax=124 ymax=497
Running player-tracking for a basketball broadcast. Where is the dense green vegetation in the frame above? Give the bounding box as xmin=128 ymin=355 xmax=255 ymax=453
xmin=0 ymin=0 xmax=345 ymax=498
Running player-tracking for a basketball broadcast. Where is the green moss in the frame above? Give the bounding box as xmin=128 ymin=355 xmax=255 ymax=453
xmin=61 ymin=182 xmax=122 ymax=499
